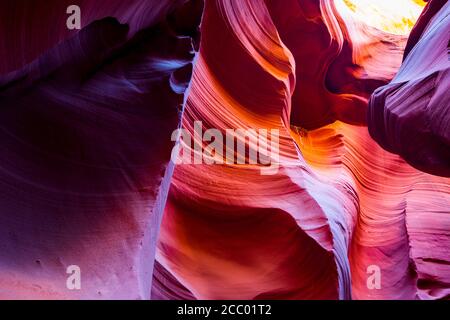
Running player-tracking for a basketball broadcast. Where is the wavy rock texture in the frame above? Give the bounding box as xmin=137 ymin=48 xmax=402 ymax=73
xmin=0 ymin=0 xmax=203 ymax=299
xmin=155 ymin=0 xmax=450 ymax=300
xmin=266 ymin=0 xmax=413 ymax=129
xmin=369 ymin=0 xmax=450 ymax=177
xmin=0 ymin=0 xmax=448 ymax=301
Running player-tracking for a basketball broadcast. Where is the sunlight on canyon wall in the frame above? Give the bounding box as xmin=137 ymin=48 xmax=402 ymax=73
xmin=337 ymin=0 xmax=425 ymax=35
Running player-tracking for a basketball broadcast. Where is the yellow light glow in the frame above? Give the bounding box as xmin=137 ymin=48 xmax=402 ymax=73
xmin=336 ymin=0 xmax=426 ymax=35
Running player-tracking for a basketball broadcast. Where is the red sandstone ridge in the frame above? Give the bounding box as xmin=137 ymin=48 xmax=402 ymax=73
xmin=265 ymin=0 xmax=410 ymax=129
xmin=155 ymin=0 xmax=450 ymax=300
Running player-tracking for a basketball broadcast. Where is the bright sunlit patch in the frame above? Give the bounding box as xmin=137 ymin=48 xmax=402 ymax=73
xmin=336 ymin=0 xmax=426 ymax=35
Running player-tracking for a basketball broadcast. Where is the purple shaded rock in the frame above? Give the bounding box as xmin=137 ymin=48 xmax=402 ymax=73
xmin=368 ymin=0 xmax=450 ymax=177
xmin=0 ymin=1 xmax=203 ymax=299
